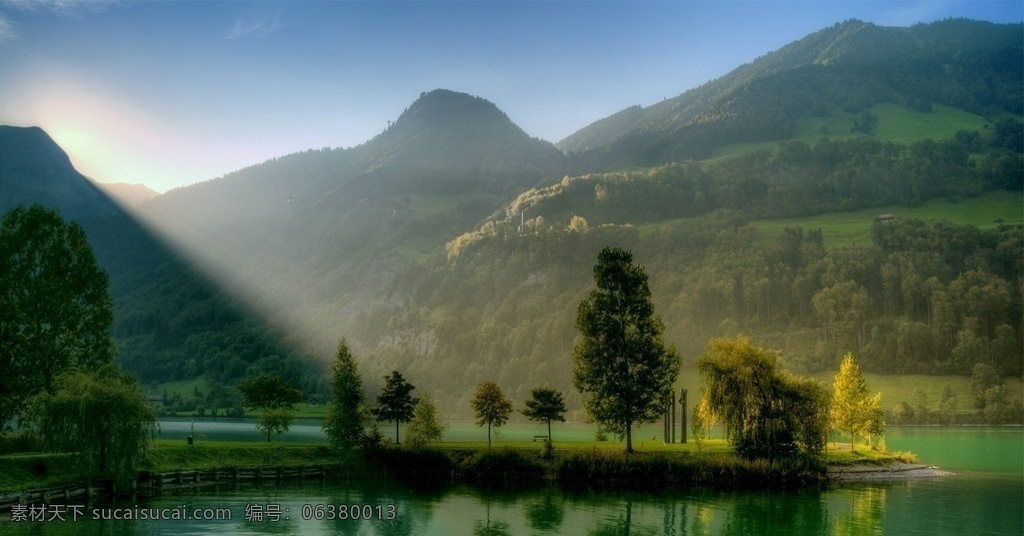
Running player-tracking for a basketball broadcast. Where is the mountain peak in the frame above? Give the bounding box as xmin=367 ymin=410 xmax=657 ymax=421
xmin=354 ymin=89 xmax=566 ymax=194
xmin=0 ymin=125 xmax=120 ymax=219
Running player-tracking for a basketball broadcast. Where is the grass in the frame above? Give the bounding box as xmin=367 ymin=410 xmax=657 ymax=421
xmin=748 ymin=189 xmax=1023 ymax=249
xmin=140 ymin=440 xmax=341 ymax=473
xmin=706 ymin=101 xmax=997 ymax=162
xmin=825 ymin=444 xmax=918 ymax=467
xmin=0 ymin=452 xmax=89 ymax=495
xmin=872 ymin=103 xmax=992 ymax=143
xmin=150 ymin=377 xmax=214 ymax=400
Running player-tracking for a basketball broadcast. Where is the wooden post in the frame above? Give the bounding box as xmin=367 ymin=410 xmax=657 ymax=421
xmin=680 ymin=389 xmax=688 ymax=444
xmin=671 ymin=394 xmax=677 ymax=444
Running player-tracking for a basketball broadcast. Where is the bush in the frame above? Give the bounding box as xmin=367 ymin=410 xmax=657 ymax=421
xmin=461 ymin=448 xmax=546 ymax=488
xmin=365 ymin=447 xmax=453 ymax=489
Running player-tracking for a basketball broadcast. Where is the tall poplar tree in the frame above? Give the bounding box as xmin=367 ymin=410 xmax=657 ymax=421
xmin=572 ymin=246 xmax=680 ymax=453
xmin=324 ymin=338 xmax=365 ymax=450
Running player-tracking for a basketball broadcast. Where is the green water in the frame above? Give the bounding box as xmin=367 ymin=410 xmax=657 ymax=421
xmin=4 ymin=427 xmax=1021 ymax=535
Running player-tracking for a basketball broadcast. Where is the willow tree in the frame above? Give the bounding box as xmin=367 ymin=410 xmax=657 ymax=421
xmin=698 ymin=337 xmax=829 ymax=460
xmin=830 ymin=352 xmax=883 ymax=452
xmin=572 ymin=247 xmax=680 ymax=453
xmin=29 ymin=364 xmax=153 ymax=476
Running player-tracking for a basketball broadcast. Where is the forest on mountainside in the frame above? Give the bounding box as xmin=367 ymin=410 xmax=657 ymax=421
xmin=563 ymin=19 xmax=1022 ymax=167
xmin=350 ymin=132 xmax=1022 ymax=418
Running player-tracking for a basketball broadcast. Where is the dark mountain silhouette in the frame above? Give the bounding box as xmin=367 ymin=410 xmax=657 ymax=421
xmin=0 ymin=126 xmax=120 ymax=220
xmin=0 ymin=126 xmax=323 ymax=394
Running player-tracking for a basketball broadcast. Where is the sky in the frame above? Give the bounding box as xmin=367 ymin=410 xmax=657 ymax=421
xmin=1 ymin=1 xmax=1021 ymax=193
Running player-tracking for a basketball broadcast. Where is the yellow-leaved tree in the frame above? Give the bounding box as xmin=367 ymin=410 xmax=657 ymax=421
xmin=830 ymin=353 xmax=884 ymax=452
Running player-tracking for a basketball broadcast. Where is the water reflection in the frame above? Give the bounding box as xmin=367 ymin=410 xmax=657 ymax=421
xmin=3 ymin=470 xmax=1020 ymax=535
xmin=829 ymin=484 xmax=886 ymax=535
xmin=523 ymin=487 xmax=564 ymax=532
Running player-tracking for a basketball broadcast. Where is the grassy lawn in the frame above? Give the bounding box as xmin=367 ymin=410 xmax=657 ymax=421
xmin=748 ymin=189 xmax=1023 ymax=249
xmin=705 ymin=102 xmax=996 ymax=162
xmin=141 ymin=440 xmax=340 ymax=473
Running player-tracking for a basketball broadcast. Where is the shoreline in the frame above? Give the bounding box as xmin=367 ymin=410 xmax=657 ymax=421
xmin=827 ymin=462 xmax=952 ymax=482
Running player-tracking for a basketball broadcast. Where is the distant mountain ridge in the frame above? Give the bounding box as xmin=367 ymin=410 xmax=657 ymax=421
xmin=558 ymin=19 xmax=1022 ymax=167
xmin=94 ymin=181 xmax=160 ymax=206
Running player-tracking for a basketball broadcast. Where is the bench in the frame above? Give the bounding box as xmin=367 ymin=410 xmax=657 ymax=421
xmin=532 ymin=435 xmax=549 ymax=442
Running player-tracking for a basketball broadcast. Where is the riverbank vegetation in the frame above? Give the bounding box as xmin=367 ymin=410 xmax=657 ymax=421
xmin=1 ymin=435 xmax=919 ymax=496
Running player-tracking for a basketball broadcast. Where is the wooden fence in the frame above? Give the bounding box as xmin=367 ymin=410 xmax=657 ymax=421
xmin=0 ymin=464 xmax=333 ymax=512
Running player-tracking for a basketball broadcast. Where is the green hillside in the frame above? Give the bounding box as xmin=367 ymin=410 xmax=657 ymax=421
xmin=747 ymin=190 xmax=1023 ymax=249
xmin=708 ymin=102 xmax=999 ymax=162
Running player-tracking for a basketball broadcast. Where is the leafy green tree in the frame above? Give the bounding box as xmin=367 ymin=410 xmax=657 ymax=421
xmin=237 ymin=373 xmax=302 ymax=442
xmin=521 ymin=387 xmax=566 ymax=441
xmin=698 ymin=336 xmax=829 ymax=459
xmin=970 ymin=363 xmax=1002 ymax=409
xmin=28 ymin=364 xmax=153 ymax=475
xmin=372 ymin=370 xmax=418 ymax=444
xmin=471 ymin=381 xmax=513 ymax=447
xmin=406 ymin=395 xmax=446 ymax=447
xmin=572 ymin=246 xmax=680 ymax=453
xmin=0 ymin=204 xmax=116 ymax=432
xmin=830 ymin=353 xmax=883 ymax=452
xmin=323 ymin=338 xmax=365 ymax=449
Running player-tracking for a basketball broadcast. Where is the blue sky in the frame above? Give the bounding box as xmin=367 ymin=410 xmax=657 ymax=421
xmin=1 ymin=1 xmax=1021 ymax=193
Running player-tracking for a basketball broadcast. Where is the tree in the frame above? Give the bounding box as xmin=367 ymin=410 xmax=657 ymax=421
xmin=372 ymin=371 xmax=418 ymax=444
xmin=471 ymin=381 xmax=513 ymax=447
xmin=698 ymin=336 xmax=829 ymax=460
xmin=28 ymin=364 xmax=154 ymax=475
xmin=0 ymin=204 xmax=116 ymax=432
xmin=572 ymin=246 xmax=680 ymax=453
xmin=691 ymin=390 xmax=716 ymax=450
xmin=830 ymin=353 xmax=883 ymax=452
xmin=323 ymin=338 xmax=365 ymax=449
xmin=521 ymin=387 xmax=566 ymax=441
xmin=970 ymin=363 xmax=1002 ymax=409
xmin=406 ymin=395 xmax=447 ymax=447
xmin=237 ymin=373 xmax=302 ymax=442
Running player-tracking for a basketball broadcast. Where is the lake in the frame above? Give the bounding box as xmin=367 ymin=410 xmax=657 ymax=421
xmin=3 ymin=426 xmax=1021 ymax=535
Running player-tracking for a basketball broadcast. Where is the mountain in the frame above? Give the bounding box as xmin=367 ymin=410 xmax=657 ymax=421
xmin=5 ymin=19 xmax=1021 ymax=419
xmin=559 ymin=19 xmax=1023 ymax=168
xmin=134 ymin=90 xmax=568 ymax=364
xmin=93 ymin=181 xmax=160 ymax=206
xmin=0 ymin=126 xmax=120 ymax=220
xmin=0 ymin=126 xmax=324 ymax=400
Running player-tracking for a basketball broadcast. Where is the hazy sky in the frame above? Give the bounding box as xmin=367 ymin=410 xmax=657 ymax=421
xmin=1 ymin=1 xmax=1021 ymax=193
